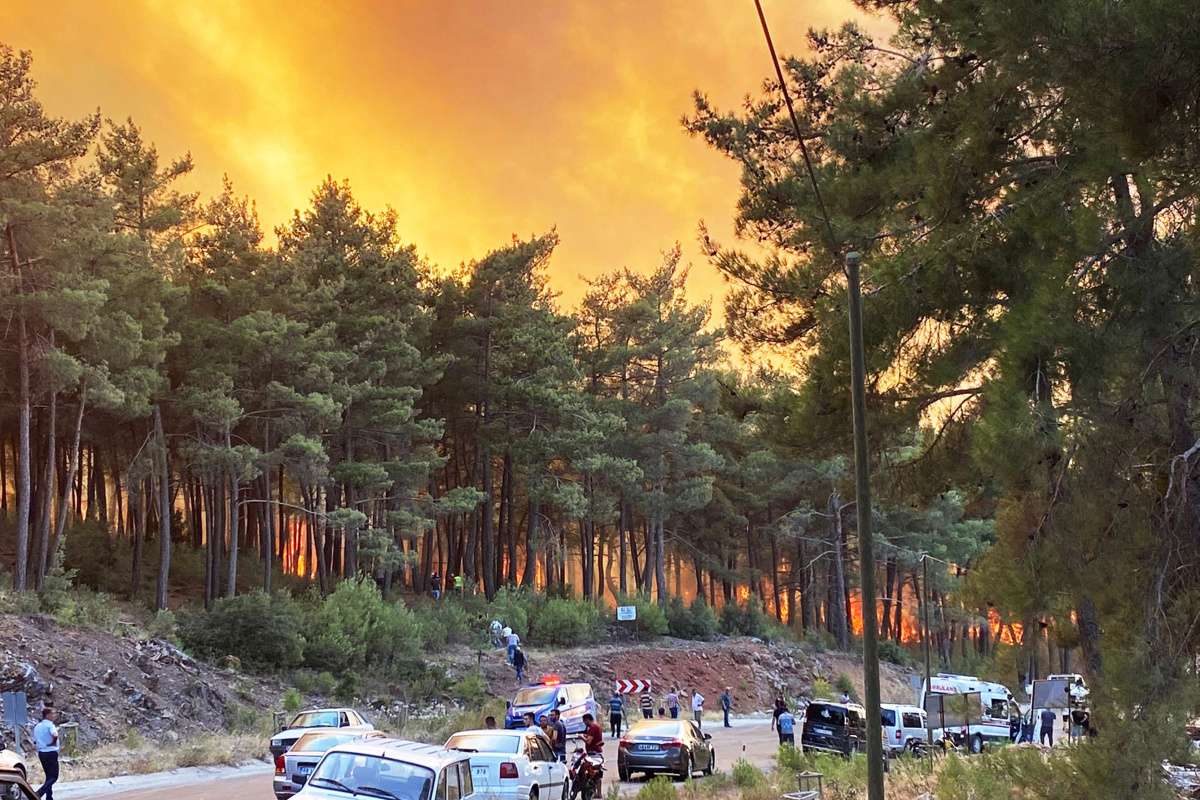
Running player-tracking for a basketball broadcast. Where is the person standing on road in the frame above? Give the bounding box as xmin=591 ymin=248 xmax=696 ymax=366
xmin=720 ymin=687 xmax=733 ymax=728
xmin=1039 ymin=708 xmax=1056 ymax=747
xmin=772 ymin=695 xmax=786 ymax=731
xmin=639 ymin=691 xmax=653 ymax=719
xmin=691 ymin=690 xmax=705 ymax=729
xmin=608 ymin=692 xmax=625 ymax=738
xmin=549 ymin=708 xmax=568 ymax=762
xmin=665 ymin=688 xmax=679 ymax=719
xmin=512 ymin=646 xmax=527 ymax=684
xmin=777 ymin=706 xmax=795 ymax=747
xmin=506 ymin=628 xmax=521 ymax=664
xmin=33 ymin=707 xmax=59 ymax=800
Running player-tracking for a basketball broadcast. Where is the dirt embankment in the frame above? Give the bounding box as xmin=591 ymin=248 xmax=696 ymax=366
xmin=0 ymin=614 xmax=284 ymax=749
xmin=466 ymin=636 xmax=918 ymax=710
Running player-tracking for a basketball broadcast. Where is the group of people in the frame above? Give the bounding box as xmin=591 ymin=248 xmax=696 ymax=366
xmin=427 ymin=572 xmax=466 ymax=601
xmin=510 ymin=709 xmax=605 ymax=760
xmin=771 ymin=696 xmax=797 ymax=747
xmin=489 ymin=620 xmax=527 ymax=684
xmin=605 ymin=687 xmax=734 ymax=737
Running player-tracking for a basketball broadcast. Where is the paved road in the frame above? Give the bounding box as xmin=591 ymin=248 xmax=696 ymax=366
xmin=67 ymin=716 xmax=784 ymax=799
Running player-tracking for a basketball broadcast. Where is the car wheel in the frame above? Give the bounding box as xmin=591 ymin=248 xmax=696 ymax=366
xmin=703 ymin=749 xmax=715 ymax=776
xmin=618 ymin=763 xmax=631 ymax=782
xmin=561 ymin=776 xmax=570 ymax=800
xmin=677 ymin=752 xmax=691 ymax=781
xmin=530 ymin=786 xmax=540 ymax=800
xmin=970 ymin=734 xmax=983 ymax=754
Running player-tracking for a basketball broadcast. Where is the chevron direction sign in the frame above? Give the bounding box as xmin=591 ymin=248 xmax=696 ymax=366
xmin=615 ymin=679 xmax=652 ymax=695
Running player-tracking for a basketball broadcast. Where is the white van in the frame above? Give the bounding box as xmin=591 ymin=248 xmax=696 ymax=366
xmin=879 ymin=704 xmax=927 ymax=756
xmin=920 ymin=673 xmax=1018 ymax=753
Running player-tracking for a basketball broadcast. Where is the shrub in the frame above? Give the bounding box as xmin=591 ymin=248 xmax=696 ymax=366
xmin=666 ymin=597 xmax=718 ymax=640
xmin=412 ymin=599 xmax=474 ymax=651
xmin=834 ymin=673 xmax=859 ymax=703
xmin=718 ymin=597 xmax=770 ymax=637
xmin=810 ymin=677 xmax=834 ymax=700
xmin=876 ymin=639 xmax=910 ymax=666
xmin=146 ymin=610 xmax=178 ymax=641
xmin=531 ymin=598 xmax=601 ymax=646
xmin=452 ymin=673 xmax=488 ymax=704
xmin=487 ymin=587 xmax=532 ymax=640
xmin=292 ymin=670 xmax=337 ymax=696
xmin=802 ymin=629 xmax=835 ymax=652
xmin=614 ymin=593 xmax=668 ymax=637
xmin=281 ymin=688 xmax=302 ymax=713
xmin=303 ymin=578 xmax=420 ymax=675
xmin=178 ymin=591 xmax=305 ymax=670
xmin=635 ymin=776 xmax=678 ymax=800
xmin=730 ymin=758 xmax=765 ymax=788
xmin=335 ymin=672 xmax=362 ymax=703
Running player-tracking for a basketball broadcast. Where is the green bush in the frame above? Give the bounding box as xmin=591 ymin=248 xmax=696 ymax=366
xmin=730 ymin=758 xmax=765 ymax=788
xmin=718 ymin=597 xmax=771 ymax=637
xmin=412 ymin=599 xmax=474 ymax=650
xmin=666 ymin=597 xmax=718 ymax=640
xmin=281 ymin=688 xmax=302 ymax=713
xmin=452 ymin=673 xmax=488 ymax=704
xmin=810 ymin=677 xmax=834 ymax=700
xmin=146 ymin=609 xmax=178 ymax=641
xmin=876 ymin=639 xmax=910 ymax=666
xmin=834 ymin=672 xmax=860 ymax=703
xmin=487 ymin=587 xmax=532 ymax=640
xmin=303 ymin=577 xmax=420 ymax=675
xmin=614 ymin=593 xmax=668 ymax=637
xmin=635 ymin=776 xmax=678 ymax=800
xmin=531 ymin=597 xmax=601 ymax=645
xmin=802 ymin=629 xmax=835 ymax=652
xmin=179 ymin=591 xmax=304 ymax=670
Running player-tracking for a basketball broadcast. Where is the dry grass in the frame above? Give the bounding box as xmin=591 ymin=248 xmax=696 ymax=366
xmin=28 ymin=733 xmax=266 ymax=784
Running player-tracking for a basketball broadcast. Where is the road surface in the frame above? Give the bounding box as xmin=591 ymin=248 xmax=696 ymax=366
xmin=65 ymin=716 xmax=785 ymax=799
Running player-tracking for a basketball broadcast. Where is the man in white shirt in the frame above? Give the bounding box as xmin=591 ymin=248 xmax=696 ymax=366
xmin=33 ymin=707 xmax=59 ymax=800
xmin=691 ymin=690 xmax=705 ymax=729
xmin=506 ymin=629 xmax=520 ymax=665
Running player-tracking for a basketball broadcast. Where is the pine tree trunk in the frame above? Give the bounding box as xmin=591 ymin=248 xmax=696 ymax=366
xmin=35 ymin=386 xmax=56 ymax=588
xmin=522 ymin=498 xmax=539 ymax=587
xmin=618 ymin=499 xmax=629 ymax=595
xmin=480 ymin=446 xmax=495 ymax=598
xmin=154 ymin=404 xmax=171 ymax=610
xmin=8 ymin=225 xmax=33 ymax=592
xmin=131 ymin=481 xmax=145 ymax=598
xmin=829 ymin=493 xmax=850 ymax=649
xmin=654 ymin=517 xmax=667 ymax=605
xmin=225 ymin=427 xmax=239 ymax=597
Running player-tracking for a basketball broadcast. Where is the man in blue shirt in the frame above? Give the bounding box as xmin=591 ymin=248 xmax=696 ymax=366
xmin=777 ymin=706 xmax=796 ymax=747
xmin=720 ymin=688 xmax=733 ymax=728
xmin=33 ymin=707 xmax=60 ymax=800
xmin=608 ymin=693 xmax=624 ymax=738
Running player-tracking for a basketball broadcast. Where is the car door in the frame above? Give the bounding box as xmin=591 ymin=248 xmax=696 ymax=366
xmin=457 ymin=760 xmax=476 ymax=800
xmin=687 ymin=722 xmax=709 ymax=769
xmin=528 ymin=735 xmax=561 ymax=790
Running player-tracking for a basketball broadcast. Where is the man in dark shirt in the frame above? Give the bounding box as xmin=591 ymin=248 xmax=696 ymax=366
xmin=581 ymin=714 xmax=604 ymax=754
xmin=1039 ymin=708 xmax=1056 ymax=746
xmin=549 ymin=708 xmax=568 ymax=761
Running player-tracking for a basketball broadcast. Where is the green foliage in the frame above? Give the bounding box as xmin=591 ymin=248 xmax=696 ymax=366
xmin=281 ymin=688 xmax=302 ymax=714
xmin=178 ymin=591 xmax=304 ymax=671
xmin=802 ymin=629 xmax=835 ymax=652
xmin=666 ymin=596 xmax=718 ymax=640
xmin=730 ymin=759 xmax=764 ymax=788
xmin=615 ymin=593 xmax=668 ymax=637
xmin=876 ymin=639 xmax=910 ymax=667
xmin=531 ymin=597 xmax=602 ymax=646
xmin=833 ymin=673 xmax=858 ymax=703
xmin=292 ymin=670 xmax=338 ymax=696
xmin=810 ymin=678 xmax=833 ymax=700
xmin=303 ymin=577 xmax=420 ymax=675
xmin=634 ymin=776 xmax=678 ymax=800
xmin=718 ymin=598 xmax=770 ymax=637
xmin=146 ymin=610 xmax=178 ymax=641
xmin=451 ymin=673 xmax=488 ymax=705
xmin=487 ymin=587 xmax=531 ymax=640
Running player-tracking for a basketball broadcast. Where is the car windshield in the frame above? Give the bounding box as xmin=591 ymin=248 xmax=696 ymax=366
xmin=290 ymin=711 xmax=342 ymax=729
xmin=308 ymin=752 xmax=433 ymax=800
xmin=293 ymin=732 xmax=356 ymax=753
xmin=880 ymin=709 xmax=896 ymax=727
xmin=513 ymin=687 xmax=556 ymax=706
xmin=446 ymin=733 xmax=521 ymax=754
xmin=628 ymin=721 xmax=683 ymax=738
xmin=806 ymin=704 xmax=847 ymax=726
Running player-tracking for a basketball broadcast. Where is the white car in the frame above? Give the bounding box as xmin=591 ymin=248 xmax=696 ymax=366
xmin=271 ymin=708 xmax=374 ymax=762
xmin=446 ymin=728 xmax=570 ymax=800
xmin=275 ymin=729 xmax=387 ymax=799
xmin=296 ymin=738 xmax=477 ymax=800
xmin=879 ymin=704 xmax=927 ymax=756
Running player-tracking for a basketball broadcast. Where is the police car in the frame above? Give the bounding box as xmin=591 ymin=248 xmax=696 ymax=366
xmin=505 ymin=676 xmax=598 ymax=734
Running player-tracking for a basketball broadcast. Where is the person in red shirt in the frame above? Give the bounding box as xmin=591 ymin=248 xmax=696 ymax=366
xmin=581 ymin=713 xmax=604 ymax=754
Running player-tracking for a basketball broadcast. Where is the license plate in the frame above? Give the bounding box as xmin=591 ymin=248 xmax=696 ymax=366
xmin=472 ymin=767 xmax=489 ymax=778
xmin=814 ymin=727 xmax=832 ymax=737
xmin=636 ymin=744 xmax=659 ymax=751
xmin=298 ymin=766 xmax=313 ymax=776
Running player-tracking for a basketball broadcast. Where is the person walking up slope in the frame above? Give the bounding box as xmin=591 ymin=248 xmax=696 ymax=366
xmin=512 ymin=646 xmax=527 ymax=684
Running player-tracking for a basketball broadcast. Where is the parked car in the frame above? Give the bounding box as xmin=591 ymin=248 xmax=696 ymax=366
xmin=505 ymin=678 xmax=597 ymax=735
xmin=295 ymin=738 xmax=475 ymax=800
xmin=800 ymin=700 xmax=869 ymax=756
xmin=275 ymin=729 xmax=387 ymax=799
xmin=271 ymin=708 xmax=373 ymax=760
xmin=879 ymin=704 xmax=927 ymax=757
xmin=0 ymin=768 xmax=35 ymax=800
xmin=446 ymin=728 xmax=569 ymax=800
xmin=0 ymin=736 xmax=26 ymax=781
xmin=617 ymin=719 xmax=714 ymax=782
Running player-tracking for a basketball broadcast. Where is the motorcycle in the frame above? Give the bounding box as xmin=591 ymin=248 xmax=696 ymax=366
xmin=568 ymin=747 xmax=605 ymax=800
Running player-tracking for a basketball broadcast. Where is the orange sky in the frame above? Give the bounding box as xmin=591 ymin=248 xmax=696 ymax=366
xmin=7 ymin=0 xmax=881 ymax=313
